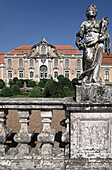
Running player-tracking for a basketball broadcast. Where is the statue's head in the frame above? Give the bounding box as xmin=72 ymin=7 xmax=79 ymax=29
xmin=86 ymin=5 xmax=97 ymax=19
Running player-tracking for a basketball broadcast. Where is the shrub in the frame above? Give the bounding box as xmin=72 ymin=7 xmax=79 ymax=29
xmin=29 ymin=86 xmax=43 ymax=97
xmin=13 ymin=77 xmax=18 ymax=83
xmin=0 ymin=87 xmax=12 ymax=97
xmin=0 ymin=81 xmax=5 ymax=89
xmin=43 ymin=80 xmax=65 ymax=98
xmin=72 ymin=78 xmax=81 ymax=89
xmin=58 ymin=77 xmax=73 ymax=89
xmin=11 ymin=84 xmax=21 ymax=95
xmin=64 ymin=86 xmax=75 ymax=97
xmin=38 ymin=79 xmax=46 ymax=88
xmin=9 ymin=80 xmax=15 ymax=88
xmin=57 ymin=75 xmax=64 ymax=81
xmin=16 ymin=80 xmax=23 ymax=88
xmin=27 ymin=80 xmax=36 ymax=87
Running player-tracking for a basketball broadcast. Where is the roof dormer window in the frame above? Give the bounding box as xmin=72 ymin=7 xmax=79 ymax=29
xmin=41 ymin=45 xmax=46 ymax=55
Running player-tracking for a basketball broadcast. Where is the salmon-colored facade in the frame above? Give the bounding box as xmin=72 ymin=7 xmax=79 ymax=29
xmin=0 ymin=38 xmax=112 ymax=85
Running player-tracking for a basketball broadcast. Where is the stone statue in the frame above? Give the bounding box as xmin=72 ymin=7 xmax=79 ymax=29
xmin=76 ymin=4 xmax=111 ymax=83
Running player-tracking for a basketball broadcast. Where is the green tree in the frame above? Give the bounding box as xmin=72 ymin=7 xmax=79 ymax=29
xmin=29 ymin=86 xmax=43 ymax=97
xmin=58 ymin=77 xmax=73 ymax=89
xmin=44 ymin=80 xmax=65 ymax=98
xmin=57 ymin=75 xmax=64 ymax=81
xmin=13 ymin=77 xmax=18 ymax=83
xmin=72 ymin=78 xmax=81 ymax=89
xmin=27 ymin=80 xmax=36 ymax=87
xmin=0 ymin=87 xmax=12 ymax=97
xmin=9 ymin=80 xmax=15 ymax=88
xmin=64 ymin=86 xmax=74 ymax=97
xmin=16 ymin=80 xmax=23 ymax=88
xmin=0 ymin=79 xmax=5 ymax=89
xmin=11 ymin=84 xmax=21 ymax=95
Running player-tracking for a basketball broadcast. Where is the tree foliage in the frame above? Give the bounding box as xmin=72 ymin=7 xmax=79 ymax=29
xmin=0 ymin=87 xmax=12 ymax=97
xmin=11 ymin=84 xmax=21 ymax=95
xmin=29 ymin=86 xmax=43 ymax=97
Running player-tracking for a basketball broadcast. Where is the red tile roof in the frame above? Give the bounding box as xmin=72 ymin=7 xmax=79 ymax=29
xmin=102 ymin=53 xmax=112 ymax=64
xmin=55 ymin=45 xmax=82 ymax=54
xmin=7 ymin=45 xmax=32 ymax=54
xmin=0 ymin=52 xmax=4 ymax=63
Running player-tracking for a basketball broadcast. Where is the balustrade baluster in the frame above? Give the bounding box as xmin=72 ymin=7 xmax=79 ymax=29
xmin=14 ymin=109 xmax=34 ymax=154
xmin=62 ymin=111 xmax=70 ymax=143
xmin=37 ymin=110 xmax=56 ymax=155
xmin=0 ymin=109 xmax=12 ymax=155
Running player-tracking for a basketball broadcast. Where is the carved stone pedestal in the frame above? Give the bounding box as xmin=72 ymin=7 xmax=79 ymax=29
xmin=38 ymin=110 xmax=56 ymax=155
xmin=14 ymin=110 xmax=34 ymax=154
xmin=76 ymin=82 xmax=112 ymax=103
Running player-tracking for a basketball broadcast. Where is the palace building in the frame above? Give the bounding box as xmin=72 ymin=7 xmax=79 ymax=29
xmin=0 ymin=38 xmax=112 ymax=85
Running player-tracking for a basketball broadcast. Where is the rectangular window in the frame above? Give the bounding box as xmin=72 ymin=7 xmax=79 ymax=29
xmin=65 ymin=71 xmax=69 ymax=79
xmin=54 ymin=59 xmax=58 ymax=68
xmin=29 ymin=58 xmax=34 ymax=68
xmin=77 ymin=59 xmax=81 ymax=67
xmin=41 ymin=45 xmax=46 ymax=55
xmin=19 ymin=59 xmax=23 ymax=67
xmin=54 ymin=72 xmax=58 ymax=79
xmin=30 ymin=71 xmax=34 ymax=79
xmin=65 ymin=59 xmax=69 ymax=67
xmin=8 ymin=71 xmax=12 ymax=79
xmin=76 ymin=70 xmax=81 ymax=79
xmin=19 ymin=71 xmax=23 ymax=79
xmin=8 ymin=59 xmax=12 ymax=68
xmin=104 ymin=70 xmax=109 ymax=81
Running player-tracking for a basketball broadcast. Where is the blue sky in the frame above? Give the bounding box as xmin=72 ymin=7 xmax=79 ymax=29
xmin=0 ymin=0 xmax=112 ymax=53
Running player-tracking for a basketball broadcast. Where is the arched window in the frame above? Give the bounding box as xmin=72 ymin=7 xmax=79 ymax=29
xmin=8 ymin=59 xmax=12 ymax=67
xmin=77 ymin=59 xmax=81 ymax=67
xmin=65 ymin=58 xmax=69 ymax=67
xmin=41 ymin=45 xmax=46 ymax=55
xmin=29 ymin=58 xmax=34 ymax=68
xmin=19 ymin=59 xmax=23 ymax=67
xmin=54 ymin=58 xmax=58 ymax=68
xmin=40 ymin=65 xmax=47 ymax=79
xmin=104 ymin=70 xmax=109 ymax=81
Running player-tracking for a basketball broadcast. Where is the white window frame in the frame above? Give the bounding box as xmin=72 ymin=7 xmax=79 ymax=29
xmin=29 ymin=58 xmax=34 ymax=68
xmin=19 ymin=70 xmax=24 ymax=79
xmin=54 ymin=58 xmax=58 ymax=68
xmin=76 ymin=59 xmax=81 ymax=67
xmin=29 ymin=71 xmax=34 ymax=80
xmin=41 ymin=45 xmax=47 ymax=55
xmin=104 ymin=70 xmax=109 ymax=81
xmin=54 ymin=71 xmax=58 ymax=79
xmin=19 ymin=59 xmax=23 ymax=67
xmin=65 ymin=70 xmax=69 ymax=79
xmin=76 ymin=70 xmax=81 ymax=79
xmin=65 ymin=58 xmax=69 ymax=67
xmin=8 ymin=58 xmax=12 ymax=68
xmin=8 ymin=70 xmax=12 ymax=79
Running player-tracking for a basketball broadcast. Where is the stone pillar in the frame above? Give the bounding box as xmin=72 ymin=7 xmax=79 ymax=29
xmin=24 ymin=57 xmax=27 ymax=79
xmin=35 ymin=58 xmax=39 ymax=83
xmin=4 ymin=56 xmax=8 ymax=86
xmin=60 ymin=58 xmax=63 ymax=75
xmin=48 ymin=59 xmax=51 ymax=78
xmin=37 ymin=110 xmax=56 ymax=155
xmin=0 ymin=109 xmax=12 ymax=155
xmin=14 ymin=110 xmax=34 ymax=155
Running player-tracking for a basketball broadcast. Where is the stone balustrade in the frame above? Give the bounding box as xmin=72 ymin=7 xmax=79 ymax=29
xmin=0 ymin=97 xmax=112 ymax=169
